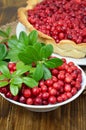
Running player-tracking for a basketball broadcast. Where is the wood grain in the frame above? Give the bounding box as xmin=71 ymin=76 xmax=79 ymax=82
xmin=0 ymin=0 xmax=26 ymax=25
xmin=0 ymin=95 xmax=86 ymax=130
xmin=0 ymin=1 xmax=86 ymax=130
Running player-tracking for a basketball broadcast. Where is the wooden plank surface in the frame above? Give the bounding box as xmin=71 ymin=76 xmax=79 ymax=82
xmin=0 ymin=1 xmax=86 ymax=130
xmin=0 ymin=0 xmax=26 ymax=25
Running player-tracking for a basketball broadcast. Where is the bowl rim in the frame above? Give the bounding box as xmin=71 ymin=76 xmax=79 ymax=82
xmin=0 ymin=64 xmax=86 ymax=109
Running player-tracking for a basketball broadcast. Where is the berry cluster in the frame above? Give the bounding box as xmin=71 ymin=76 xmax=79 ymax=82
xmin=0 ymin=59 xmax=82 ymax=105
xmin=28 ymin=0 xmax=86 ymax=44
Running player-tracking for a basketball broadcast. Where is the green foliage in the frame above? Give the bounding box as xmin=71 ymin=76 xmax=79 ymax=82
xmin=0 ymin=29 xmax=63 ymax=96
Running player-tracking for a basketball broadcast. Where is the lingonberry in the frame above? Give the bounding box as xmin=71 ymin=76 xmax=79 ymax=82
xmin=1 ymin=87 xmax=8 ymax=94
xmin=32 ymin=87 xmax=40 ymax=96
xmin=65 ymin=75 xmax=73 ymax=83
xmin=28 ymin=0 xmax=86 ymax=43
xmin=51 ymin=76 xmax=58 ymax=82
xmin=42 ymin=100 xmax=48 ymax=105
xmin=49 ymin=88 xmax=57 ymax=96
xmin=0 ymin=55 xmax=83 ymax=106
xmin=53 ymin=82 xmax=61 ymax=90
xmin=8 ymin=62 xmax=16 ymax=71
xmin=41 ymin=85 xmax=48 ymax=92
xmin=48 ymin=96 xmax=57 ymax=104
xmin=57 ymin=96 xmax=63 ymax=103
xmin=23 ymin=88 xmax=31 ymax=98
xmin=71 ymin=87 xmax=77 ymax=95
xmin=45 ymin=79 xmax=53 ymax=86
xmin=34 ymin=97 xmax=42 ymax=105
xmin=5 ymin=91 xmax=13 ymax=99
xmin=64 ymin=84 xmax=72 ymax=92
xmin=61 ymin=93 xmax=68 ymax=101
xmin=51 ymin=69 xmax=59 ymax=76
xmin=42 ymin=92 xmax=49 ymax=100
xmin=19 ymin=96 xmax=26 ymax=103
xmin=26 ymin=98 xmax=33 ymax=105
xmin=13 ymin=95 xmax=19 ymax=101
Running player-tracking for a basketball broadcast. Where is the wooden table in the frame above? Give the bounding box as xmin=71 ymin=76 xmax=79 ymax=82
xmin=0 ymin=1 xmax=86 ymax=130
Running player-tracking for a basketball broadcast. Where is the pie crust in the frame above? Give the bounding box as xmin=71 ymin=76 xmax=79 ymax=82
xmin=18 ymin=0 xmax=86 ymax=58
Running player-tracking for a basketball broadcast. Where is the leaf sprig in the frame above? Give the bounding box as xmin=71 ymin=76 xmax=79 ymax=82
xmin=0 ymin=29 xmax=63 ymax=96
xmin=0 ymin=27 xmax=16 ymax=44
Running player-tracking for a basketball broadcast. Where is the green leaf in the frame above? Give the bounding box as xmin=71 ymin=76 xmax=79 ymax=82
xmin=0 ymin=74 xmax=6 ymax=80
xmin=0 ymin=30 xmax=8 ymax=38
xmin=6 ymin=27 xmax=11 ymax=36
xmin=33 ymin=42 xmax=43 ymax=52
xmin=10 ymin=84 xmax=19 ymax=96
xmin=44 ymin=58 xmax=63 ymax=68
xmin=40 ymin=44 xmax=53 ymax=59
xmin=11 ymin=77 xmax=23 ymax=85
xmin=6 ymin=49 xmax=19 ymax=62
xmin=16 ymin=61 xmax=25 ymax=70
xmin=43 ymin=65 xmax=52 ymax=80
xmin=0 ymin=81 xmax=9 ymax=87
xmin=33 ymin=63 xmax=43 ymax=81
xmin=19 ymin=31 xmax=29 ymax=45
xmin=18 ymin=46 xmax=39 ymax=64
xmin=0 ymin=64 xmax=10 ymax=79
xmin=8 ymin=38 xmax=19 ymax=48
xmin=0 ymin=44 xmax=7 ymax=60
xmin=12 ymin=65 xmax=31 ymax=77
xmin=0 ymin=61 xmax=7 ymax=66
xmin=8 ymin=38 xmax=25 ymax=50
xmin=28 ymin=30 xmax=38 ymax=45
xmin=23 ymin=77 xmax=38 ymax=88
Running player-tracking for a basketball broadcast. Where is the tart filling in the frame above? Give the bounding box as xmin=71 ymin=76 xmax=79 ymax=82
xmin=18 ymin=0 xmax=86 ymax=58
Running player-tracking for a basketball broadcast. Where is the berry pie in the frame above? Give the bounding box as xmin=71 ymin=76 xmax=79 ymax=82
xmin=18 ymin=0 xmax=86 ymax=58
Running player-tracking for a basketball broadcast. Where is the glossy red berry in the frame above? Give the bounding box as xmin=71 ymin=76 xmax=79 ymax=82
xmin=48 ymin=96 xmax=57 ymax=104
xmin=23 ymin=88 xmax=31 ymax=98
xmin=26 ymin=98 xmax=33 ymax=105
xmin=32 ymin=87 xmax=40 ymax=96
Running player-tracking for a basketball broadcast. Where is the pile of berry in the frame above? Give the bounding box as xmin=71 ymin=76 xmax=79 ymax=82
xmin=0 ymin=59 xmax=82 ymax=105
xmin=28 ymin=0 xmax=86 ymax=43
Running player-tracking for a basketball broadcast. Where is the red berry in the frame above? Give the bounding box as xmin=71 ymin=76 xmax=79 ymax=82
xmin=57 ymin=96 xmax=63 ymax=103
xmin=8 ymin=62 xmax=16 ymax=71
xmin=42 ymin=100 xmax=48 ymax=105
xmin=13 ymin=95 xmax=19 ymax=101
xmin=71 ymin=87 xmax=77 ymax=95
xmin=61 ymin=93 xmax=68 ymax=101
xmin=45 ymin=79 xmax=53 ymax=86
xmin=75 ymin=82 xmax=81 ymax=90
xmin=65 ymin=75 xmax=73 ymax=83
xmin=39 ymin=80 xmax=45 ymax=87
xmin=5 ymin=91 xmax=13 ymax=99
xmin=34 ymin=97 xmax=42 ymax=105
xmin=19 ymin=96 xmax=26 ymax=103
xmin=48 ymin=96 xmax=57 ymax=104
xmin=1 ymin=87 xmax=8 ymax=94
xmin=42 ymin=92 xmax=49 ymax=100
xmin=49 ymin=88 xmax=57 ymax=96
xmin=32 ymin=87 xmax=40 ymax=96
xmin=51 ymin=76 xmax=58 ymax=82
xmin=66 ymin=92 xmax=72 ymax=99
xmin=23 ymin=88 xmax=31 ymax=98
xmin=53 ymin=82 xmax=61 ymax=90
xmin=26 ymin=98 xmax=33 ymax=105
xmin=52 ymin=69 xmax=58 ymax=76
xmin=41 ymin=85 xmax=47 ymax=92
xmin=64 ymin=84 xmax=72 ymax=92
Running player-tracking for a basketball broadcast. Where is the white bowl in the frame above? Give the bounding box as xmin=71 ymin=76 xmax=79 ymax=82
xmin=0 ymin=63 xmax=86 ymax=112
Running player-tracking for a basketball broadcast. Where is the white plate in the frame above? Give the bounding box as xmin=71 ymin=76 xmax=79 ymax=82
xmin=16 ymin=22 xmax=86 ymax=66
